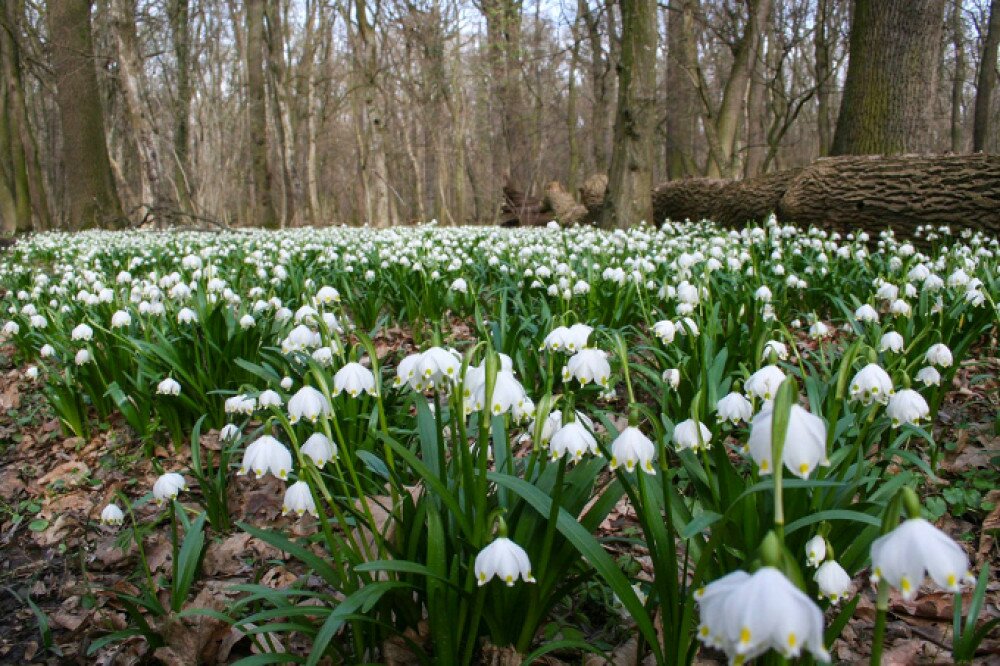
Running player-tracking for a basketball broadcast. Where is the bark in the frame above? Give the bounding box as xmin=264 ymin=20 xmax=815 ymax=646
xmin=0 ymin=19 xmax=30 ymax=233
xmin=831 ymin=0 xmax=947 ymax=155
xmin=664 ymin=0 xmax=697 ymax=179
xmin=264 ymin=0 xmax=296 ymax=227
xmin=744 ymin=13 xmax=772 ymax=178
xmin=566 ymin=23 xmax=581 ymax=194
xmin=168 ymin=0 xmax=193 ymax=210
xmin=814 ymin=0 xmax=833 ymax=156
xmin=973 ymin=0 xmax=1000 ymax=152
xmin=950 ymin=0 xmax=965 ymax=153
xmin=601 ymin=0 xmax=657 ymax=228
xmin=244 ymin=0 xmax=278 ymax=228
xmin=46 ymin=0 xmax=123 ymax=229
xmin=579 ymin=0 xmax=611 ymax=171
xmin=111 ymin=0 xmax=174 ymax=225
xmin=353 ymin=0 xmax=393 ymax=227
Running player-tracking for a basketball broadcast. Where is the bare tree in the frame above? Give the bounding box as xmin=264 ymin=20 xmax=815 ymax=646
xmin=974 ymin=0 xmax=1000 ymax=151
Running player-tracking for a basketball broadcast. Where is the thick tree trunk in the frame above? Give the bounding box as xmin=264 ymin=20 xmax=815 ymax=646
xmin=950 ymin=0 xmax=965 ymax=153
xmin=47 ymin=0 xmax=123 ymax=229
xmin=973 ymin=0 xmax=1000 ymax=152
xmin=353 ymin=0 xmax=393 ymax=227
xmin=168 ymin=0 xmax=193 ymax=211
xmin=601 ymin=0 xmax=657 ymax=228
xmin=831 ymin=0 xmax=947 ymax=155
xmin=664 ymin=0 xmax=697 ymax=179
xmin=245 ymin=0 xmax=278 ymax=228
xmin=580 ymin=0 xmax=611 ymax=173
xmin=814 ymin=0 xmax=834 ymax=156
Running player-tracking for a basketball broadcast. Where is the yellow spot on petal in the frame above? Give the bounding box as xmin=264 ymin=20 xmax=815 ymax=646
xmin=901 ymin=577 xmax=912 ymax=593
xmin=788 ymin=633 xmax=797 ymax=648
xmin=740 ymin=627 xmax=751 ymax=645
xmin=947 ymin=573 xmax=957 ymax=588
xmin=760 ymin=460 xmax=770 ymax=472
xmin=799 ymin=462 xmax=809 ymax=475
xmin=699 ymin=626 xmax=709 ymax=637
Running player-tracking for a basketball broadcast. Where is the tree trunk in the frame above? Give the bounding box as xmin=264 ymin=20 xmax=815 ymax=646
xmin=950 ymin=0 xmax=965 ymax=153
xmin=664 ymin=0 xmax=697 ymax=179
xmin=744 ymin=12 xmax=772 ymax=178
xmin=0 ymin=21 xmax=29 ymax=233
xmin=47 ymin=0 xmax=122 ymax=229
xmin=264 ymin=0 xmax=296 ymax=227
xmin=168 ymin=0 xmax=193 ymax=211
xmin=601 ymin=0 xmax=657 ymax=228
xmin=831 ymin=0 xmax=947 ymax=155
xmin=814 ymin=0 xmax=834 ymax=156
xmin=973 ymin=0 xmax=1000 ymax=152
xmin=353 ymin=0 xmax=393 ymax=227
xmin=244 ymin=0 xmax=278 ymax=228
xmin=579 ymin=0 xmax=611 ymax=173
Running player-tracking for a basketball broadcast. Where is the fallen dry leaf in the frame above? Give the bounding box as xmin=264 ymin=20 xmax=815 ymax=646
xmin=35 ymin=460 xmax=91 ymax=489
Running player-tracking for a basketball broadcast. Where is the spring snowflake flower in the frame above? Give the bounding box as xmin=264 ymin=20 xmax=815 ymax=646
xmin=879 ymin=331 xmax=904 ymax=353
xmin=225 ymin=394 xmax=256 ymax=415
xmin=282 ymin=481 xmax=318 ymax=517
xmin=673 ymin=419 xmax=711 ymax=452
xmin=550 ymin=420 xmax=599 ymax=462
xmin=762 ymin=340 xmax=788 ymax=361
xmin=541 ymin=323 xmax=593 ymax=352
xmin=417 ymin=346 xmax=461 ymax=386
xmin=258 ymin=389 xmax=283 ymax=408
xmin=695 ymin=567 xmax=830 ymax=663
xmin=280 ymin=376 xmax=293 ymax=390
xmin=806 ymin=535 xmax=826 ymax=567
xmin=100 ymin=504 xmax=125 ymax=525
xmin=239 ymin=314 xmax=256 ymax=329
xmin=110 ymin=311 xmax=131 ymax=328
xmin=849 ymin=364 xmax=894 ymax=405
xmin=288 ymin=386 xmax=331 ymax=424
xmin=333 ymin=362 xmax=378 ymax=398
xmin=220 ymin=424 xmax=241 ymax=441
xmin=925 ymin=343 xmax=953 ymax=367
xmin=888 ymin=299 xmax=911 ymax=317
xmin=748 ymin=403 xmax=828 ymax=478
xmin=745 ymin=365 xmax=786 ymax=401
xmin=754 ymin=285 xmax=772 ymax=302
xmin=886 ymin=389 xmax=929 ymax=427
xmin=2 ymin=321 xmax=19 ymax=337
xmin=71 ymin=323 xmax=93 ymax=341
xmin=301 ymin=432 xmax=337 ymax=467
xmin=450 ymin=277 xmax=468 ymax=294
xmin=915 ymin=366 xmax=941 ymax=387
xmin=314 ymin=285 xmax=340 ymax=304
xmin=871 ymin=518 xmax=975 ymax=601
xmin=716 ymin=392 xmax=753 ymax=425
xmin=394 ymin=353 xmax=422 ymax=389
xmin=281 ymin=324 xmax=321 ymax=353
xmin=474 ymin=537 xmax=535 ymax=586
xmin=652 ymin=319 xmax=676 ymax=344
xmin=676 ymin=317 xmax=700 ymax=337
xmin=814 ymin=560 xmax=851 ymax=603
xmin=563 ymin=348 xmax=611 ymax=387
xmin=854 ymin=304 xmax=879 ymax=323
xmin=153 ymin=473 xmax=187 ymax=504
xmin=156 ymin=377 xmax=181 ymax=396
xmin=662 ymin=368 xmax=680 ymax=389
xmin=609 ymin=426 xmax=656 ymax=474
xmin=75 ymin=349 xmax=92 ymax=365
xmin=177 ymin=307 xmax=198 ymax=324
xmin=809 ymin=321 xmax=830 ymax=339
xmin=529 ymin=410 xmax=593 ymax=447
xmin=239 ymin=435 xmax=292 ymax=480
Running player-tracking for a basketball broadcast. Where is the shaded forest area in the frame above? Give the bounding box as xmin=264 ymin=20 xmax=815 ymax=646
xmin=1 ymin=0 xmax=999 ymax=232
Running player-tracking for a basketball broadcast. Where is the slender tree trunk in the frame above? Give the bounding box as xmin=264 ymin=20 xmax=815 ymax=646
xmin=168 ymin=0 xmax=193 ymax=211
xmin=353 ymin=0 xmax=393 ymax=227
xmin=244 ymin=0 xmax=278 ymax=228
xmin=814 ymin=0 xmax=834 ymax=156
xmin=664 ymin=0 xmax=697 ymax=179
xmin=831 ymin=0 xmax=947 ymax=155
xmin=47 ymin=0 xmax=123 ymax=229
xmin=950 ymin=0 xmax=965 ymax=152
xmin=264 ymin=0 xmax=296 ymax=227
xmin=744 ymin=14 xmax=772 ymax=177
xmin=601 ymin=0 xmax=656 ymax=228
xmin=973 ymin=0 xmax=1000 ymax=151
xmin=303 ymin=1 xmax=323 ymax=225
xmin=580 ymin=0 xmax=610 ymax=172
xmin=0 ymin=16 xmax=30 ymax=232
xmin=0 ymin=73 xmax=18 ymax=234
xmin=566 ymin=22 xmax=581 ymax=194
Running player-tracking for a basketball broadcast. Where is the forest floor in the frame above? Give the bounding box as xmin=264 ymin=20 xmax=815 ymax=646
xmin=0 ymin=337 xmax=999 ymax=665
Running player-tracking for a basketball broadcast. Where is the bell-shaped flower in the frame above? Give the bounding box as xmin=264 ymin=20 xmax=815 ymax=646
xmin=529 ymin=410 xmax=593 ymax=447
xmin=849 ymin=364 xmax=894 ymax=405
xmin=676 ymin=317 xmax=700 ymax=337
xmin=71 ymin=323 xmax=94 ymax=341
xmin=886 ymin=389 xmax=929 ymax=427
xmin=550 ymin=419 xmax=599 ymax=462
xmin=301 ymin=432 xmax=337 ymax=467
xmin=474 ymin=537 xmax=536 ymax=586
xmin=662 ymin=368 xmax=680 ymax=389
xmin=745 ymin=365 xmax=786 ymax=401
xmin=281 ymin=324 xmax=321 ymax=353
xmin=280 ymin=376 xmax=294 ymax=390
xmin=111 ymin=311 xmax=132 ymax=328
xmin=225 ymin=394 xmax=257 ymax=415
xmin=806 ymin=535 xmax=826 ymax=567
xmin=925 ymin=343 xmax=953 ymax=367
xmin=394 ymin=353 xmax=422 ymax=390
xmin=100 ymin=503 xmax=125 ymax=525
xmin=609 ymin=426 xmax=656 ymax=474
xmin=220 ymin=424 xmax=241 ymax=441
xmin=652 ymin=320 xmax=676 ymax=344
xmin=258 ymin=389 xmax=283 ymax=408
xmin=762 ymin=340 xmax=788 ymax=361
xmin=239 ymin=435 xmax=293 ymax=480
xmin=288 ymin=386 xmax=331 ymax=424
xmin=239 ymin=314 xmax=256 ymax=329
xmin=177 ymin=307 xmax=198 ymax=324
xmin=915 ymin=366 xmax=941 ymax=387
xmin=75 ymin=348 xmax=92 ymax=365
xmin=450 ymin=277 xmax=468 ymax=294
xmin=809 ymin=321 xmax=831 ymax=339
xmin=716 ymin=392 xmax=753 ymax=425
xmin=417 ymin=346 xmax=461 ymax=387
xmin=333 ymin=362 xmax=378 ymax=398
xmin=673 ymin=419 xmax=711 ymax=452
xmin=156 ymin=377 xmax=181 ymax=396
xmin=871 ymin=518 xmax=975 ymax=600
xmin=879 ymin=331 xmax=904 ymax=353
xmin=748 ymin=404 xmax=828 ymax=478
xmin=282 ymin=481 xmax=318 ymax=517
xmin=814 ymin=560 xmax=851 ymax=604
xmin=854 ymin=304 xmax=879 ymax=323
xmin=152 ymin=472 xmax=187 ymax=504
xmin=563 ymin=348 xmax=611 ymax=387
xmin=695 ymin=567 xmax=830 ymax=663
xmin=314 ymin=285 xmax=340 ymax=305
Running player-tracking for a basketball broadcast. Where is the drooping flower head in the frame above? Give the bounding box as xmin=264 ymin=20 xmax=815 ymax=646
xmin=748 ymin=403 xmax=828 ymax=478
xmin=871 ymin=518 xmax=975 ymax=600
xmin=609 ymin=426 xmax=656 ymax=474
xmin=474 ymin=537 xmax=536 ymax=586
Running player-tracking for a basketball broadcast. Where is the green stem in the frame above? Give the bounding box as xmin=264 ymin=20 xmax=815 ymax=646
xmin=871 ymin=583 xmax=890 ymax=664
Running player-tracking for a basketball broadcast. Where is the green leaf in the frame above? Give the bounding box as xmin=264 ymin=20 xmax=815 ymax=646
xmin=172 ymin=510 xmax=207 ymax=612
xmin=785 ymin=509 xmax=882 ymax=535
xmin=305 ymin=582 xmax=411 ymax=666
xmin=238 ymin=521 xmax=343 ymax=587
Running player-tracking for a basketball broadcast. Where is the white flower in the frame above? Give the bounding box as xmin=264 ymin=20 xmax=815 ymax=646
xmin=152 ymin=472 xmax=187 ymax=504
xmin=258 ymin=389 xmax=283 ymax=408
xmin=394 ymin=353 xmax=422 ymax=389
xmin=748 ymin=403 xmax=828 ymax=478
xmin=239 ymin=314 xmax=256 ymax=329
xmin=40 ymin=343 xmax=55 ymax=358
xmin=301 ymin=432 xmax=337 ymax=467
xmin=239 ymin=435 xmax=293 ymax=480
xmin=541 ymin=323 xmax=593 ymax=352
xmin=762 ymin=340 xmax=788 ymax=361
xmin=220 ymin=424 xmax=241 ymax=440
xmin=177 ymin=307 xmax=198 ymax=324
xmin=925 ymin=343 xmax=953 ymax=367
xmin=879 ymin=331 xmax=904 ymax=353
xmin=333 ymin=362 xmax=378 ymax=398
xmin=550 ymin=419 xmax=599 ymax=462
xmin=110 ymin=311 xmax=131 ymax=328
xmin=662 ymin=368 xmax=680 ymax=389
xmin=609 ymin=426 xmax=656 ymax=474
xmin=814 ymin=560 xmax=851 ymax=603
xmin=695 ymin=567 xmax=829 ymax=662
xmin=676 ymin=317 xmax=700 ymax=336
xmin=854 ymin=304 xmax=879 ymax=323
xmin=280 ymin=376 xmax=293 ymax=390
xmin=2 ymin=321 xmax=19 ymax=336
xmin=673 ymin=419 xmax=711 ymax=452
xmin=871 ymin=518 xmax=975 ymax=600
xmin=288 ymin=386 xmax=331 ymax=424
xmin=75 ymin=348 xmax=92 ymax=365
xmin=886 ymin=389 xmax=930 ymax=427
xmin=71 ymin=323 xmax=93 ymax=341
xmin=282 ymin=481 xmax=317 ymax=517
xmin=652 ymin=320 xmax=676 ymax=344
xmin=225 ymin=394 xmax=256 ymax=415
xmin=754 ymin=285 xmax=772 ymax=302
xmin=889 ymin=299 xmax=911 ymax=317
xmin=281 ymin=324 xmax=321 ymax=353
xmin=915 ymin=366 xmax=941 ymax=387
xmin=24 ymin=366 xmax=38 ymax=380
xmin=100 ymin=503 xmax=125 ymax=525
xmin=450 ymin=277 xmax=468 ymax=294
xmin=489 ymin=370 xmax=530 ymax=416
xmin=809 ymin=321 xmax=830 ymax=339
xmin=806 ymin=535 xmax=826 ymax=567
xmin=745 ymin=365 xmax=786 ymax=401
xmin=529 ymin=409 xmax=593 ymax=447
xmin=417 ymin=346 xmax=461 ymax=386
xmin=156 ymin=377 xmax=181 ymax=396
xmin=315 ymin=285 xmax=340 ymax=304
xmin=474 ymin=537 xmax=536 ymax=586
xmin=849 ymin=364 xmax=894 ymax=405
xmin=563 ymin=348 xmax=611 ymax=387
xmin=716 ymin=392 xmax=753 ymax=425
